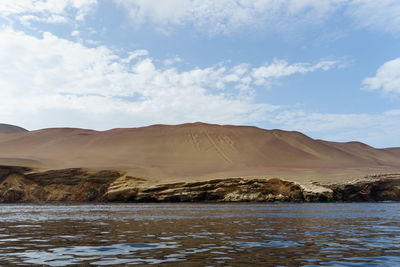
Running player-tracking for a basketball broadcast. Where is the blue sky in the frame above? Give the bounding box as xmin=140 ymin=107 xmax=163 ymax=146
xmin=0 ymin=0 xmax=399 ymax=147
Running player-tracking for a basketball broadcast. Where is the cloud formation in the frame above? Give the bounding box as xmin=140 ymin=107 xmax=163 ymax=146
xmin=0 ymin=0 xmax=97 ymax=24
xmin=115 ymin=0 xmax=400 ymax=36
xmin=346 ymin=0 xmax=400 ymax=35
xmin=1 ymin=1 xmax=399 ymax=147
xmin=1 ymin=27 xmax=397 ymax=147
xmin=363 ymin=58 xmax=400 ymax=94
xmin=115 ymin=0 xmax=343 ymax=34
xmin=0 ymin=28 xmax=337 ymax=130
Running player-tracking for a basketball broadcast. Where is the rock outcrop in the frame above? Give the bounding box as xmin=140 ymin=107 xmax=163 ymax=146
xmin=328 ymin=174 xmax=400 ymax=201
xmin=0 ymin=166 xmax=120 ymax=202
xmin=105 ymin=178 xmax=304 ymax=202
xmin=0 ymin=165 xmax=399 ymax=203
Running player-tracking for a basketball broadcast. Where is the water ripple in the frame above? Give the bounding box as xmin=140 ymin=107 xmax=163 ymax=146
xmin=0 ymin=203 xmax=398 ymax=266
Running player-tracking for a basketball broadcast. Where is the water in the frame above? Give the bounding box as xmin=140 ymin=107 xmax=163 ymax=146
xmin=0 ymin=203 xmax=399 ymax=266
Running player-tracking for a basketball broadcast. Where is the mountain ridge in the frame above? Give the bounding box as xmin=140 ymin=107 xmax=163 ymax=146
xmin=0 ymin=122 xmax=399 ymax=184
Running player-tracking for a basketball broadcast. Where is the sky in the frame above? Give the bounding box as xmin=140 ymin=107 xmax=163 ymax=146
xmin=0 ymin=0 xmax=399 ymax=147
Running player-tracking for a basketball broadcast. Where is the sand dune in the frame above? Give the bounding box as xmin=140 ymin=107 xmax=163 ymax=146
xmin=0 ymin=122 xmax=399 ymax=184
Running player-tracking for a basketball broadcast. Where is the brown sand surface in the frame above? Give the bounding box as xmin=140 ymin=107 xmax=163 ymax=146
xmin=0 ymin=123 xmax=28 ymax=134
xmin=0 ymin=122 xmax=399 ymax=184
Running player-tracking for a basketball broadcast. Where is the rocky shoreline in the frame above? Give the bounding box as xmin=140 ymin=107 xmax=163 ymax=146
xmin=0 ymin=166 xmax=399 ymax=203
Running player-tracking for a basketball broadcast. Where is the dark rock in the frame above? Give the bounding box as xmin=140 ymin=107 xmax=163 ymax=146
xmin=330 ymin=178 xmax=400 ymax=202
xmin=25 ymin=168 xmax=121 ymax=186
xmin=2 ymin=188 xmax=24 ymax=202
xmin=86 ymin=187 xmax=99 ymax=201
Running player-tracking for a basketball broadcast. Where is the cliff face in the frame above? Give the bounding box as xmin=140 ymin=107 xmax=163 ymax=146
xmin=105 ymin=177 xmax=306 ymax=202
xmin=0 ymin=166 xmax=120 ymax=202
xmin=0 ymin=166 xmax=399 ymax=203
xmin=329 ymin=175 xmax=400 ymax=202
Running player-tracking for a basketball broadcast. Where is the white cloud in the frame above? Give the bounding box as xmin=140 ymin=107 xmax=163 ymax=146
xmin=0 ymin=28 xmax=288 ymax=130
xmin=1 ymin=27 xmax=398 ymax=147
xmin=0 ymin=0 xmax=97 ymax=24
xmin=114 ymin=0 xmax=400 ymax=36
xmin=114 ymin=0 xmax=345 ymax=35
xmin=363 ymin=58 xmax=400 ymax=94
xmin=385 ymin=109 xmax=400 ymax=116
xmin=251 ymin=59 xmax=338 ymax=86
xmin=0 ymin=28 xmax=341 ymax=132
xmin=20 ymin=14 xmax=68 ymax=24
xmin=121 ymin=49 xmax=149 ymax=64
xmin=346 ymin=0 xmax=400 ymax=36
xmin=71 ymin=30 xmax=80 ymax=37
xmin=4 ymin=1 xmax=400 ymax=38
xmin=163 ymin=56 xmax=183 ymax=66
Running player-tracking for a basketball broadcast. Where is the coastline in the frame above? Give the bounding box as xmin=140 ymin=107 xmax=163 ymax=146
xmin=1 ymin=165 xmax=399 ymax=203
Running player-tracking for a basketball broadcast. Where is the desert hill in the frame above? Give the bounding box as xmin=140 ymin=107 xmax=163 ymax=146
xmin=0 ymin=122 xmax=399 ymax=184
xmin=0 ymin=123 xmax=28 ymax=134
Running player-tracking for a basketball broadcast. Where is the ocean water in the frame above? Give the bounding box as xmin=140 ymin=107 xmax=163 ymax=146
xmin=0 ymin=203 xmax=399 ymax=266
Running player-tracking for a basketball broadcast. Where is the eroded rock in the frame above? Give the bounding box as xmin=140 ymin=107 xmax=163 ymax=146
xmin=105 ymin=178 xmax=305 ymax=202
xmin=0 ymin=167 xmax=120 ymax=202
xmin=329 ymin=176 xmax=400 ymax=201
xmin=0 ymin=165 xmax=399 ymax=203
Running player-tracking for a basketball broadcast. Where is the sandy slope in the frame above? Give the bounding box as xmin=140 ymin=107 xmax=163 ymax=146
xmin=0 ymin=124 xmax=27 ymax=134
xmin=0 ymin=122 xmax=399 ymax=184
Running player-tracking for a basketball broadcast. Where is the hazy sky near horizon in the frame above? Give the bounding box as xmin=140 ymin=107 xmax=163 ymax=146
xmin=0 ymin=0 xmax=399 ymax=147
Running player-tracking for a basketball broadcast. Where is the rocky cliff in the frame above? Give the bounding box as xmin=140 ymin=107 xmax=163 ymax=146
xmin=0 ymin=166 xmax=120 ymax=202
xmin=0 ymin=166 xmax=399 ymax=203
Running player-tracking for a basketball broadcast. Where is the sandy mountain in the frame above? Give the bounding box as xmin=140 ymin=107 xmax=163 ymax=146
xmin=0 ymin=122 xmax=399 ymax=184
xmin=0 ymin=124 xmax=28 ymax=134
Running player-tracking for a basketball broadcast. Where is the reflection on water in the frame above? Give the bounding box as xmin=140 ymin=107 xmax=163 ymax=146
xmin=0 ymin=203 xmax=399 ymax=266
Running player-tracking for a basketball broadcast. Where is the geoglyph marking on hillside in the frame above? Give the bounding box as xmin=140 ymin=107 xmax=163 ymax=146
xmin=188 ymin=132 xmax=201 ymax=151
xmin=203 ymin=129 xmax=233 ymax=164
